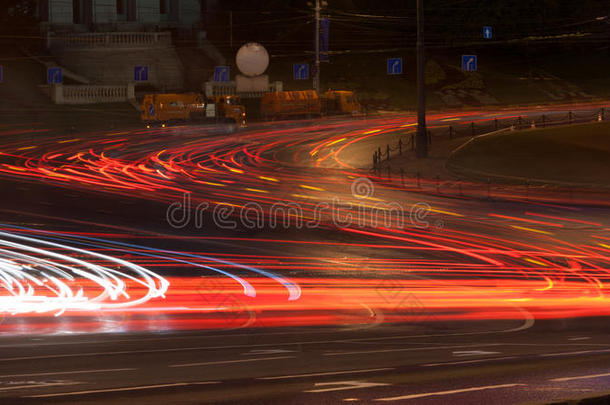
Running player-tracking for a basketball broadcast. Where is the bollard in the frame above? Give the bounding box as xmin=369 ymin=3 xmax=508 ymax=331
xmin=487 ymin=178 xmax=491 ymax=200
xmin=398 ymin=138 xmax=403 ymax=155
xmin=411 ymin=134 xmax=415 ymax=151
xmin=494 ymin=118 xmax=498 ymax=131
xmin=373 ymin=152 xmax=377 ymax=169
xmin=471 ymin=122 xmax=475 ymax=137
xmin=387 ymin=165 xmax=391 ymax=179
xmin=378 ymin=147 xmax=382 ymax=160
xmin=386 ymin=144 xmax=390 ymax=161
xmin=458 ymin=181 xmax=463 ymax=196
xmin=602 ymin=108 xmax=605 ymax=121
xmin=428 ymin=130 xmax=432 ymax=145
xmin=436 ymin=175 xmax=440 ymax=193
xmin=400 ymin=168 xmax=405 ymax=186
xmin=518 ymin=116 xmax=523 ymax=130
xmin=449 ymin=126 xmax=454 ymax=139
xmin=416 ymin=172 xmax=421 ymax=188
xmin=542 ymin=115 xmax=546 ymax=128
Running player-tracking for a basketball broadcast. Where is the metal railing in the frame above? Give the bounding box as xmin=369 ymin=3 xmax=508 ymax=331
xmin=372 ymin=107 xmax=607 ymax=172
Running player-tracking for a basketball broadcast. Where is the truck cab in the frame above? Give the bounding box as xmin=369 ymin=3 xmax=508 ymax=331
xmin=323 ymin=90 xmax=363 ymax=116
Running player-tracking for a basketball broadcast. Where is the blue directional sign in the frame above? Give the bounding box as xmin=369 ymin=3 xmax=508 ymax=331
xmin=483 ymin=26 xmax=493 ymax=39
xmin=47 ymin=67 xmax=63 ymax=84
xmin=293 ymin=63 xmax=309 ymax=80
xmin=214 ymin=66 xmax=230 ymax=82
xmin=462 ymin=55 xmax=477 ymax=72
xmin=387 ymin=58 xmax=403 ymax=75
xmin=0 ymin=65 xmax=3 ymax=83
xmin=148 ymin=104 xmax=155 ymax=116
xmin=134 ymin=66 xmax=149 ymax=82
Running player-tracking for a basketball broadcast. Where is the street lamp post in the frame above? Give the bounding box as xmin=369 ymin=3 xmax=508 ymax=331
xmin=416 ymin=0 xmax=428 ymax=158
xmin=314 ymin=0 xmax=321 ymax=93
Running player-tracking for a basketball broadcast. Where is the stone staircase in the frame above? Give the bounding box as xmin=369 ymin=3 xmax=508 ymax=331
xmin=49 ymin=32 xmax=184 ymax=91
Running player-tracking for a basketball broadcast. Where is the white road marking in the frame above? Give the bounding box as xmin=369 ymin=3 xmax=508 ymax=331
xmin=550 ymin=372 xmax=610 ymax=382
xmin=568 ymin=337 xmax=591 ymax=341
xmin=453 ymin=350 xmax=500 ymax=357
xmin=24 ymin=381 xmax=219 ymax=398
xmin=539 ymin=348 xmax=610 ymax=357
xmin=243 ymin=349 xmax=295 ymax=356
xmin=258 ymin=368 xmax=394 ymax=380
xmin=0 ymin=368 xmax=136 ymax=378
xmin=170 ymin=355 xmax=295 ymax=368
xmin=374 ymin=383 xmax=526 ymax=401
xmin=0 ymin=382 xmax=81 ymax=392
xmin=304 ymin=380 xmax=390 ymax=393
xmin=422 ymin=356 xmax=517 ymax=367
xmin=325 ymin=344 xmax=501 ymax=356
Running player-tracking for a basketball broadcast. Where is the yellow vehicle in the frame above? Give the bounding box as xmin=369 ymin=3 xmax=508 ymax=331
xmin=141 ymin=93 xmax=246 ymax=126
xmin=260 ymin=90 xmax=322 ymax=121
xmin=260 ymin=90 xmax=362 ymax=121
xmin=322 ymin=90 xmax=363 ymax=116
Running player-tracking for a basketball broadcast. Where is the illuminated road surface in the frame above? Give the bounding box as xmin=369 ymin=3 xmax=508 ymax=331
xmin=0 ymin=105 xmax=608 ymax=403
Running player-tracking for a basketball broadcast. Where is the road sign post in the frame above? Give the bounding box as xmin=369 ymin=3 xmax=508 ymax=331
xmin=387 ymin=58 xmax=403 ymax=75
xmin=134 ymin=66 xmax=149 ymax=82
xmin=416 ymin=0 xmax=428 ymax=159
xmin=293 ymin=64 xmax=309 ymax=80
xmin=462 ymin=55 xmax=478 ymax=72
xmin=213 ymin=66 xmax=230 ymax=82
xmin=47 ymin=67 xmax=63 ymax=84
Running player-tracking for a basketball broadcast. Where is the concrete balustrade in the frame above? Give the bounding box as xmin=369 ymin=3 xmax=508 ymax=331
xmin=49 ymin=32 xmax=172 ymax=49
xmin=50 ymin=83 xmax=135 ymax=104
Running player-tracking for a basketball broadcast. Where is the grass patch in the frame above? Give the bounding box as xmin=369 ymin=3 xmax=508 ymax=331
xmin=447 ymin=122 xmax=610 ymax=185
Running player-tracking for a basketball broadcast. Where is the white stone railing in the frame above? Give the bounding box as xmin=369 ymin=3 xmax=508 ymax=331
xmin=50 ymin=84 xmax=135 ymax=104
xmin=48 ymin=32 xmax=172 ymax=49
xmin=205 ymin=81 xmax=284 ymax=99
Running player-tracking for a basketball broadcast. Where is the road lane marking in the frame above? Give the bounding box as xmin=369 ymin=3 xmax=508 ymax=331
xmin=453 ymin=350 xmax=501 ymax=357
xmin=0 ymin=368 xmax=136 ymax=378
xmin=24 ymin=381 xmax=219 ymax=398
xmin=550 ymin=372 xmax=610 ymax=382
xmin=0 ymin=382 xmax=81 ymax=392
xmin=539 ymin=349 xmax=610 ymax=357
xmin=304 ymin=380 xmax=390 ymax=393
xmin=170 ymin=355 xmax=295 ymax=368
xmin=422 ymin=356 xmax=517 ymax=367
xmin=244 ymin=349 xmax=295 ymax=356
xmin=374 ymin=383 xmax=526 ymax=401
xmin=325 ymin=344 xmax=502 ymax=356
xmin=259 ymin=368 xmax=394 ymax=380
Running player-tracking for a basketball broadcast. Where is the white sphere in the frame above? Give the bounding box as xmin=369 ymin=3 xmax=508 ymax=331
xmin=236 ymin=43 xmax=269 ymax=77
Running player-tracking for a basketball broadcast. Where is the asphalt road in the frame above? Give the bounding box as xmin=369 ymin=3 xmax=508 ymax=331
xmin=0 ymin=104 xmax=609 ymax=404
xmin=1 ymin=318 xmax=610 ymax=404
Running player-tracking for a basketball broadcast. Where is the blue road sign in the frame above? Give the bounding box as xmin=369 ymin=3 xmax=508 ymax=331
xmin=148 ymin=104 xmax=155 ymax=116
xmin=483 ymin=26 xmax=493 ymax=39
xmin=134 ymin=66 xmax=149 ymax=82
xmin=0 ymin=65 xmax=3 ymax=83
xmin=47 ymin=67 xmax=63 ymax=84
xmin=387 ymin=58 xmax=403 ymax=75
xmin=462 ymin=55 xmax=477 ymax=72
xmin=214 ymin=66 xmax=230 ymax=82
xmin=293 ymin=63 xmax=309 ymax=80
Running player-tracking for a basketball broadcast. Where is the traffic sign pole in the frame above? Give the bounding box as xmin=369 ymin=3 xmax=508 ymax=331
xmin=313 ymin=0 xmax=321 ymax=93
xmin=416 ymin=0 xmax=428 ymax=159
